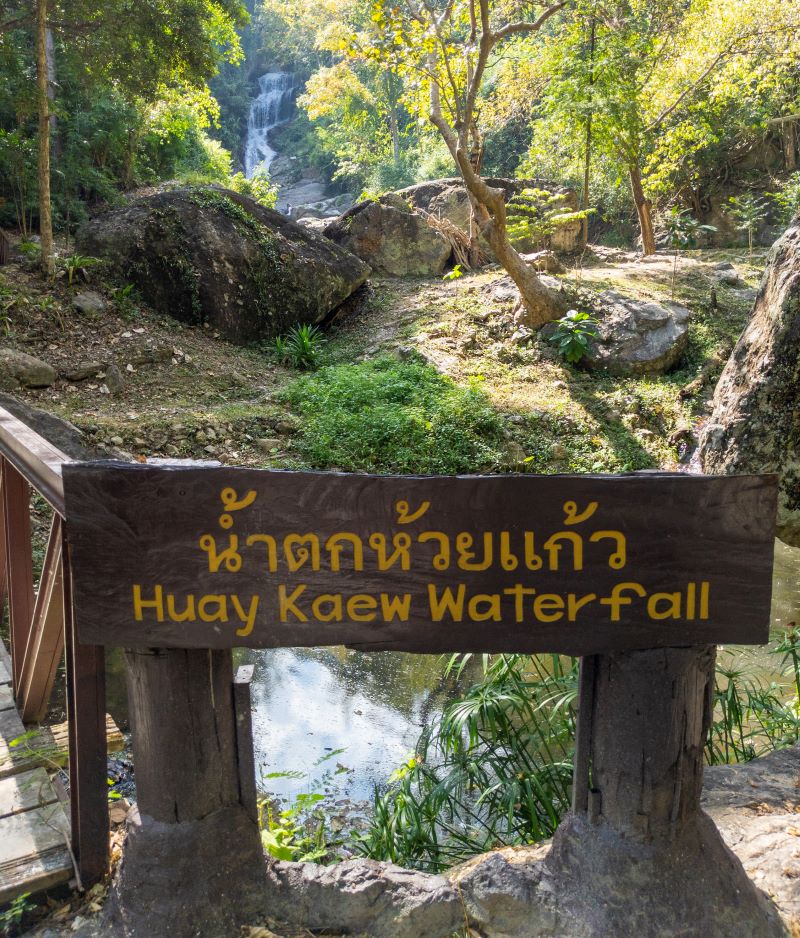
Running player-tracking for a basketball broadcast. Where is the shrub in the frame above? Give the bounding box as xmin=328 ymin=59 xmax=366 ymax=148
xmin=282 ymin=358 xmax=507 ymax=474
xmin=547 ymin=310 xmax=598 ymax=364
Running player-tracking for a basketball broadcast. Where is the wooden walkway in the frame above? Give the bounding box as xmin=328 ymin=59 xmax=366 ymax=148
xmin=0 ymin=642 xmax=123 ymax=903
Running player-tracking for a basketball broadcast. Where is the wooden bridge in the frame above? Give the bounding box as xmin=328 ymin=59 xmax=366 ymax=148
xmin=0 ymin=406 xmax=118 ymax=902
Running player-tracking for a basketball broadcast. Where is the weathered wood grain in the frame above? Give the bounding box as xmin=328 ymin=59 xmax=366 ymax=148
xmin=0 ymin=685 xmax=14 ymax=711
xmin=63 ymin=465 xmax=778 ymax=654
xmin=0 ymin=802 xmax=72 ymax=903
xmin=0 ymin=714 xmax=123 ymax=780
xmin=0 ymin=768 xmax=59 ymax=819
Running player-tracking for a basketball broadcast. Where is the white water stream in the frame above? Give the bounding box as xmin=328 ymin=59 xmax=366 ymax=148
xmin=244 ymin=71 xmax=296 ymax=178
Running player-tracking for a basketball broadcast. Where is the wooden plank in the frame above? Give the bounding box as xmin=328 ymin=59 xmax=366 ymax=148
xmin=234 ymin=665 xmax=257 ymax=824
xmin=48 ymin=714 xmax=123 ymax=756
xmin=0 ymin=406 xmax=68 ymax=517
xmin=63 ymin=466 xmax=779 ymax=655
xmin=19 ymin=515 xmax=65 ymax=723
xmin=0 ymin=768 xmax=59 ymax=819
xmin=0 ymin=714 xmax=123 ymax=779
xmin=0 ymin=641 xmax=11 ymax=674
xmin=3 ymin=461 xmax=34 ymax=691
xmin=63 ymin=544 xmax=108 ymax=889
xmin=0 ymin=802 xmax=72 ymax=903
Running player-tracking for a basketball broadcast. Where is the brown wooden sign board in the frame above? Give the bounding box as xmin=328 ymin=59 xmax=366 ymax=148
xmin=62 ymin=464 xmax=778 ymax=655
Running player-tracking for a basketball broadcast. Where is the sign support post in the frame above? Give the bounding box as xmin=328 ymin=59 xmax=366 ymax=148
xmin=107 ymin=648 xmax=268 ymax=935
xmin=545 ymin=645 xmax=784 ymax=936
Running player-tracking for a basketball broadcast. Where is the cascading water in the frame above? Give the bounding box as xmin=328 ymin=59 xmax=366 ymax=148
xmin=244 ymin=72 xmax=296 ymax=178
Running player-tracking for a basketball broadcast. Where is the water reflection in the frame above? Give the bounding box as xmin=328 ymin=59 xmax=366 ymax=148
xmin=237 ymin=647 xmax=466 ymax=801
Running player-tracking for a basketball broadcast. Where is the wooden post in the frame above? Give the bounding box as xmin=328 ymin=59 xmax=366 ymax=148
xmin=109 ymin=648 xmax=267 ymax=937
xmin=63 ymin=534 xmax=108 ymax=889
xmin=549 ymin=646 xmax=785 ymax=937
xmin=2 ymin=460 xmax=34 ymax=694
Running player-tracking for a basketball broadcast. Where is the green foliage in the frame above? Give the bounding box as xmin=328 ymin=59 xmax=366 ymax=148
xmin=260 ymin=791 xmax=330 ymax=861
xmin=61 ymin=254 xmax=101 ymax=286
xmin=0 ymin=892 xmax=35 ymax=936
xmin=663 ymin=207 xmax=717 ymax=296
xmin=547 ymin=310 xmax=599 ymax=365
xmin=769 ymin=173 xmax=800 ymax=225
xmin=259 ymin=748 xmax=350 ymax=863
xmin=442 ymin=265 xmax=463 ymax=282
xmin=274 ymin=323 xmax=326 ymax=370
xmin=282 ymin=358 xmax=507 ymax=474
xmin=227 ymin=169 xmax=278 ymax=209
xmin=358 ymin=654 xmax=577 ymax=872
xmin=706 ymin=630 xmax=800 ymax=764
xmin=506 ymin=189 xmax=588 ymax=250
xmin=727 ymin=194 xmax=770 ymax=255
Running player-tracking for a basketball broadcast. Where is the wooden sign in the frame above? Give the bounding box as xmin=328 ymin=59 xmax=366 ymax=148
xmin=62 ymin=465 xmax=778 ymax=654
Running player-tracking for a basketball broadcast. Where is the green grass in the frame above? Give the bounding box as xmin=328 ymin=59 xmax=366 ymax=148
xmin=282 ymin=357 xmax=508 ymax=474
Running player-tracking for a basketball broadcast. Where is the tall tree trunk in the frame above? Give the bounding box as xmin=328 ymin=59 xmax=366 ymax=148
xmin=582 ymin=16 xmax=596 ymax=246
xmin=389 ymin=107 xmax=401 ymax=165
xmin=582 ymin=118 xmax=592 ymax=247
xmin=442 ymin=139 xmax=566 ymax=327
xmin=783 ymin=121 xmax=797 ymax=172
xmin=629 ymin=164 xmax=656 ymax=256
xmin=466 ymin=177 xmax=566 ymax=327
xmin=36 ymin=0 xmax=54 ymax=277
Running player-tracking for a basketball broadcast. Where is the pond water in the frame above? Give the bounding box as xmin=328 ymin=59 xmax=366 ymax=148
xmin=103 ymin=539 xmax=800 ymax=806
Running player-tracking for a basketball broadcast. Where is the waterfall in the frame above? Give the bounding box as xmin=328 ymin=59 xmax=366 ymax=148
xmin=244 ymin=72 xmax=296 ymax=178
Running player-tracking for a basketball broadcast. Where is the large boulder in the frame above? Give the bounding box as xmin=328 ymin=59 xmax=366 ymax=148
xmin=323 ymin=196 xmax=452 ymax=277
xmin=396 ymin=177 xmax=583 ymax=254
xmin=76 ymin=187 xmax=371 ymax=343
xmin=0 ymin=348 xmax=56 ymax=389
xmin=584 ymin=290 xmax=691 ymax=376
xmin=700 ymin=218 xmax=800 ymax=545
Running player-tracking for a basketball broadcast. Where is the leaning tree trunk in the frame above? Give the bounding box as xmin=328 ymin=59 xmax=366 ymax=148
xmin=454 ymin=149 xmax=567 ymax=328
xmin=629 ymin=164 xmax=656 ymax=256
xmin=35 ymin=0 xmax=54 ymax=277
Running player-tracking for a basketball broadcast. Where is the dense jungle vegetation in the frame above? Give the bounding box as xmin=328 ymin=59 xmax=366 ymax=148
xmin=2 ymin=0 xmax=800 ymax=263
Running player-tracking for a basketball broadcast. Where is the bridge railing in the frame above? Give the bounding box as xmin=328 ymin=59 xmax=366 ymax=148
xmin=0 ymin=406 xmax=108 ymax=888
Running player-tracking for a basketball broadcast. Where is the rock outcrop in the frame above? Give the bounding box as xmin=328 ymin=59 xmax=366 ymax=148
xmin=700 ymin=218 xmax=800 ymax=545
xmin=584 ymin=290 xmax=691 ymax=376
xmin=0 ymin=348 xmax=56 ymax=389
xmin=396 ymin=177 xmax=582 ymax=254
xmin=324 ymin=196 xmax=453 ymax=277
xmin=77 ymin=187 xmax=371 ymax=343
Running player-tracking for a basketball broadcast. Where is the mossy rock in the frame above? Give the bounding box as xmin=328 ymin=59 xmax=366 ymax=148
xmin=700 ymin=218 xmax=800 ymax=546
xmin=76 ymin=187 xmax=371 ymax=343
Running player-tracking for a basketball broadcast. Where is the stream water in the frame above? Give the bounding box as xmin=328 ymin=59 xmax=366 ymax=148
xmin=244 ymin=72 xmax=297 ymax=179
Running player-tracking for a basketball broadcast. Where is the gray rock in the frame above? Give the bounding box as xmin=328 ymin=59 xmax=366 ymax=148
xmin=700 ymin=219 xmax=800 ymax=545
xmin=520 ymin=250 xmax=565 ymax=274
xmin=63 ymin=361 xmax=105 ymax=381
xmin=263 ymin=858 xmax=462 ymax=938
xmin=104 ymin=363 xmax=124 ymax=395
xmin=77 ymin=187 xmax=371 ymax=344
xmin=73 ymin=291 xmax=107 ymax=317
xmin=585 ymin=290 xmax=691 ymax=376
xmin=395 ymin=177 xmax=583 ymax=255
xmin=324 ymin=200 xmax=452 ymax=277
xmin=0 ymin=347 xmax=57 ymax=388
xmin=0 ymin=393 xmax=96 ymax=458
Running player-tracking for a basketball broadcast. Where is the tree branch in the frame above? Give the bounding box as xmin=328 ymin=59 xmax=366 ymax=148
xmin=493 ymin=1 xmax=568 ymax=43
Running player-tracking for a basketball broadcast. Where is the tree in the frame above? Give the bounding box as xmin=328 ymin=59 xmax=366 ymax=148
xmin=27 ymin=0 xmax=248 ymax=274
xmin=36 ymin=0 xmax=54 ymax=276
xmin=367 ymin=0 xmax=570 ymax=327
